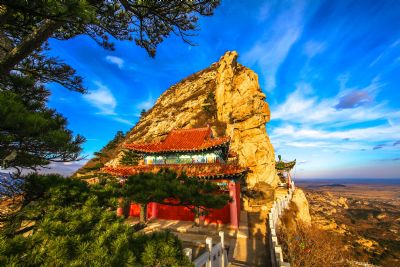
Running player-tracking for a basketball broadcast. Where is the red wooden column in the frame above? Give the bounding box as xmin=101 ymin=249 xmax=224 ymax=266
xmin=229 ymin=181 xmax=239 ymax=229
xmin=129 ymin=202 xmax=137 ymax=217
xmin=236 ymin=182 xmax=241 ymax=222
xmin=149 ymin=202 xmax=158 ymax=219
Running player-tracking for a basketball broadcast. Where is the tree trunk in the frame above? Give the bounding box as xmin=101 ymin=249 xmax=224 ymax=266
xmin=194 ymin=207 xmax=200 ymax=226
xmin=0 ymin=19 xmax=63 ymax=75
xmin=139 ymin=203 xmax=147 ymax=223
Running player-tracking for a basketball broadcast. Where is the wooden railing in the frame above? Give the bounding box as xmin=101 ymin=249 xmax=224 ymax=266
xmin=268 ymin=181 xmax=295 ymax=267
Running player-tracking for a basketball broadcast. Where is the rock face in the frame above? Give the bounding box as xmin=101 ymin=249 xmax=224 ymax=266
xmin=106 ymin=51 xmax=279 ymax=187
xmin=291 ymin=189 xmax=312 ymax=225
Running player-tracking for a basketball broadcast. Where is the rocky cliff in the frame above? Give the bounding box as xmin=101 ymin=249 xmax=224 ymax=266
xmin=84 ymin=51 xmax=279 ymax=187
xmin=291 ymin=188 xmax=312 ymax=225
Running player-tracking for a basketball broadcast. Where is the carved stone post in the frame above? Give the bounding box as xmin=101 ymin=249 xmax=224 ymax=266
xmin=219 ymin=231 xmax=225 ymax=267
xmin=206 ymin=237 xmax=213 ymax=267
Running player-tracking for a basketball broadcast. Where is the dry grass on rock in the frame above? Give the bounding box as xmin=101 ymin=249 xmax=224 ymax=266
xmin=277 ymin=205 xmax=351 ymax=267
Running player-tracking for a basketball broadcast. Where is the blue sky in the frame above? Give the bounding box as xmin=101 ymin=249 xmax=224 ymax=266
xmin=46 ymin=0 xmax=400 ymax=178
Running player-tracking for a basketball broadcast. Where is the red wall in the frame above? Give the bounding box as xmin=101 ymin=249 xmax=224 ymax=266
xmin=157 ymin=203 xmax=195 ymax=221
xmin=128 ymin=201 xmax=231 ymax=224
xmin=204 ymin=203 xmax=230 ymax=224
xmin=129 ymin=203 xmax=153 ymax=218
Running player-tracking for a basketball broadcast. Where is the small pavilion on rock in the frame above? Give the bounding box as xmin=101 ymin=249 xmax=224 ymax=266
xmin=103 ymin=127 xmax=247 ymax=229
xmin=275 ymin=155 xmax=296 ymax=188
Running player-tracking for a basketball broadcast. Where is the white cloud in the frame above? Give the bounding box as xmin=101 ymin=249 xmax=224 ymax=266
xmin=272 ymin=78 xmax=391 ymax=126
xmin=286 ymin=141 xmax=330 ymax=148
xmin=369 ymin=39 xmax=400 ymax=68
xmin=113 ymin=117 xmax=134 ymax=126
xmin=83 ymin=82 xmax=117 ymax=115
xmin=272 ymin=124 xmax=400 ymax=144
xmin=270 ymin=77 xmax=400 ymax=153
xmin=37 ymin=160 xmax=88 ymax=177
xmin=303 ymin=41 xmax=326 ymax=58
xmin=82 ymin=82 xmax=136 ymax=125
xmin=242 ymin=1 xmax=305 ymax=91
xmin=105 ymin=55 xmax=124 ymax=69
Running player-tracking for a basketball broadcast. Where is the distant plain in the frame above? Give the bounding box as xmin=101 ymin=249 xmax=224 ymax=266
xmin=298 ymin=179 xmax=400 ymax=266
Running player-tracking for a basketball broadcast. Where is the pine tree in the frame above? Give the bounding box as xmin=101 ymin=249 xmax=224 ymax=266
xmin=123 ymin=169 xmax=231 ymax=223
xmin=0 ymin=0 xmax=220 ymax=75
xmin=140 ymin=109 xmax=147 ymax=117
xmin=170 ymin=172 xmax=231 ymax=224
xmin=101 ymin=130 xmax=125 ymax=152
xmin=0 ymin=74 xmax=85 ymax=174
xmin=120 ymin=149 xmax=142 ymax=166
xmin=123 ymin=172 xmax=168 ymax=223
xmin=0 ymin=174 xmax=192 ymax=267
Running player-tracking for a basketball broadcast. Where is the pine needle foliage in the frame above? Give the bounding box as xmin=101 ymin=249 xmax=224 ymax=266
xmin=120 ymin=150 xmax=142 ymax=166
xmin=0 ymin=174 xmax=193 ymax=267
xmin=1 ymin=0 xmax=221 ymax=75
xmin=0 ymin=75 xmax=85 ymax=173
xmin=123 ymin=169 xmax=231 ymax=223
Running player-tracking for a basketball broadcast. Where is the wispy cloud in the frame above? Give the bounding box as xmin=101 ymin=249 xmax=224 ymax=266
xmin=242 ymin=0 xmax=306 ymax=91
xmin=303 ymin=41 xmax=325 ymax=58
xmin=105 ymin=55 xmax=124 ymax=69
xmin=257 ymin=2 xmax=271 ymax=22
xmin=83 ymin=82 xmax=117 ymax=115
xmin=82 ymin=82 xmax=136 ymax=126
xmin=298 ymin=160 xmax=309 ymax=164
xmin=270 ymin=75 xmax=400 ymax=154
xmin=38 ymin=160 xmax=88 ymax=176
xmin=272 ymin=123 xmax=400 ymax=144
xmin=81 ymin=82 xmax=137 ymax=126
xmin=373 ymin=144 xmax=385 ymax=150
xmin=272 ymin=78 xmax=393 ymax=127
xmin=137 ymin=95 xmax=155 ymax=111
xmin=369 ymin=39 xmax=400 ymax=68
xmin=335 ymin=90 xmax=373 ymax=110
xmin=113 ymin=117 xmax=134 ymax=126
xmin=335 ymin=76 xmax=382 ymax=110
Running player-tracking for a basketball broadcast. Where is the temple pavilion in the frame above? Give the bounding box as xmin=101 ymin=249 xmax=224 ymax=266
xmin=275 ymin=155 xmax=296 ymax=188
xmin=103 ymin=127 xmax=247 ymax=228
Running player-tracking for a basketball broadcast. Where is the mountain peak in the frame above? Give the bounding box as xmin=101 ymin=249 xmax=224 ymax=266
xmin=79 ymin=52 xmax=278 ymax=187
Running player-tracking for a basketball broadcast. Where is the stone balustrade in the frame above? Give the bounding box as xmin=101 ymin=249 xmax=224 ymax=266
xmin=189 ymin=231 xmax=228 ymax=267
xmin=268 ymin=181 xmax=295 ymax=267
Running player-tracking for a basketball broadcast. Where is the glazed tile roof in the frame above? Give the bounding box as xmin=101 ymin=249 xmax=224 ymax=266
xmin=102 ymin=163 xmax=246 ymax=179
xmin=124 ymin=127 xmax=230 ymax=153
